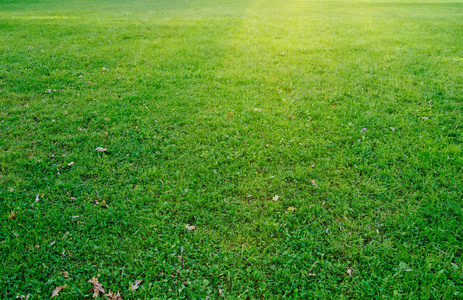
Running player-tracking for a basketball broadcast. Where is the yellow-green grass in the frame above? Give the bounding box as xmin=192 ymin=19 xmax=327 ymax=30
xmin=1 ymin=0 xmax=462 ymax=298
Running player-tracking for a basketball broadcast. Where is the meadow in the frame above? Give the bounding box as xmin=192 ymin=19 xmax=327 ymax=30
xmin=1 ymin=0 xmax=462 ymax=298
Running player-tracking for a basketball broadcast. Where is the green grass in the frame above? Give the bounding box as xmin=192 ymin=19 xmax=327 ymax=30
xmin=1 ymin=0 xmax=462 ymax=298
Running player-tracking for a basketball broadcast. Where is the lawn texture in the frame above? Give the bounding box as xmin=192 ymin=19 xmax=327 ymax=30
xmin=1 ymin=0 xmax=462 ymax=298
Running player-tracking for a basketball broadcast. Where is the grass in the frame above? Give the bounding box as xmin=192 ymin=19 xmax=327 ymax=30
xmin=1 ymin=0 xmax=462 ymax=298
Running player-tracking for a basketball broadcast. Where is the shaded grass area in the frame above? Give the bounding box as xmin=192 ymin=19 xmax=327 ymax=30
xmin=1 ymin=0 xmax=462 ymax=298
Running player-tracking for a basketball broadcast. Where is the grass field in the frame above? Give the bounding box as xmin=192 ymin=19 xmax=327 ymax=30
xmin=1 ymin=0 xmax=462 ymax=298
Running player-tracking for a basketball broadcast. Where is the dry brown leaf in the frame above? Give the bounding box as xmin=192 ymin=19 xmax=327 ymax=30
xmin=272 ymin=195 xmax=279 ymax=201
xmin=347 ymin=267 xmax=353 ymax=276
xmin=219 ymin=288 xmax=225 ymax=298
xmin=226 ymin=112 xmax=234 ymax=118
xmin=286 ymin=206 xmax=296 ymax=212
xmin=51 ymin=284 xmax=67 ymax=297
xmin=101 ymin=200 xmax=108 ymax=208
xmin=185 ymin=225 xmax=196 ymax=231
xmin=96 ymin=147 xmax=107 ymax=152
xmin=88 ymin=277 xmax=105 ymax=298
xmin=129 ymin=279 xmax=143 ymax=291
xmin=8 ymin=211 xmax=17 ymax=219
xmin=105 ymin=291 xmax=122 ymax=300
xmin=63 ymin=271 xmax=69 ymax=278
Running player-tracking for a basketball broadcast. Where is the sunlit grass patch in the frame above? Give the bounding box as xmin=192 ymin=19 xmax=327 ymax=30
xmin=1 ymin=0 xmax=462 ymax=298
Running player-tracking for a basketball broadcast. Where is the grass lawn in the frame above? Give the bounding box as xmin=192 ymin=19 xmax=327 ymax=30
xmin=1 ymin=0 xmax=462 ymax=298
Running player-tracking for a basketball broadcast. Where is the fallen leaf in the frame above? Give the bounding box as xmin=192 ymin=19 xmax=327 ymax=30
xmin=50 ymin=241 xmax=56 ymax=246
xmin=67 ymin=161 xmax=75 ymax=166
xmin=422 ymin=116 xmax=429 ymax=120
xmin=13 ymin=232 xmax=19 ymax=237
xmin=46 ymin=89 xmax=52 ymax=93
xmin=51 ymin=285 xmax=67 ymax=297
xmin=226 ymin=112 xmax=234 ymax=118
xmin=88 ymin=277 xmax=105 ymax=298
xmin=16 ymin=294 xmax=30 ymax=300
xmin=360 ymin=128 xmax=368 ymax=133
xmin=63 ymin=271 xmax=69 ymax=278
xmin=8 ymin=211 xmax=17 ymax=219
xmin=129 ymin=280 xmax=143 ymax=291
xmin=286 ymin=206 xmax=296 ymax=212
xmin=347 ymin=267 xmax=353 ymax=276
xmin=96 ymin=147 xmax=107 ymax=152
xmin=9 ymin=188 xmax=14 ymax=192
xmin=185 ymin=225 xmax=196 ymax=231
xmin=105 ymin=291 xmax=122 ymax=300
xmin=101 ymin=200 xmax=108 ymax=208
xmin=311 ymin=179 xmax=317 ymax=187
xmin=272 ymin=195 xmax=279 ymax=201
xmin=219 ymin=288 xmax=225 ymax=298
xmin=35 ymin=194 xmax=40 ymax=202
xmin=254 ymin=108 xmax=262 ymax=112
